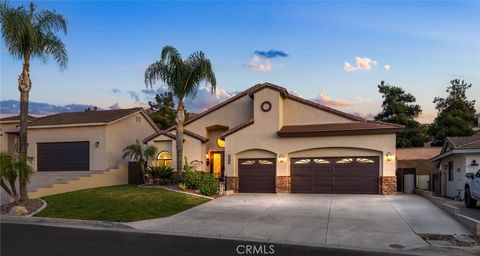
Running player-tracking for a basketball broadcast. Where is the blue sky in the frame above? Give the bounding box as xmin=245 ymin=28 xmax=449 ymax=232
xmin=1 ymin=1 xmax=479 ymax=122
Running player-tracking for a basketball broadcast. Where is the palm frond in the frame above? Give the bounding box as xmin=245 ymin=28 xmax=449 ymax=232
xmin=34 ymin=9 xmax=67 ymax=34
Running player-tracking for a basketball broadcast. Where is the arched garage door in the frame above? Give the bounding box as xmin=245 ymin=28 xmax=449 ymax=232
xmin=291 ymin=156 xmax=379 ymax=194
xmin=238 ymin=158 xmax=276 ymax=193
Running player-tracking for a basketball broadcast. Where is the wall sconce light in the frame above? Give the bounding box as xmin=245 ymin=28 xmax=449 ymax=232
xmin=95 ymin=141 xmax=100 ymax=148
xmin=205 ymin=153 xmax=210 ymax=166
xmin=278 ymin=154 xmax=286 ymax=163
xmin=386 ymin=152 xmax=392 ymax=162
xmin=471 ymin=160 xmax=479 ymax=166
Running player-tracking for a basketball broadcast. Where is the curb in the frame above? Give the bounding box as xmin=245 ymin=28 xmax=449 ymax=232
xmin=28 ymin=199 xmax=48 ymax=217
xmin=137 ymin=185 xmax=215 ymax=200
xmin=415 ymin=189 xmax=480 ymax=235
xmin=0 ymin=215 xmax=133 ymax=230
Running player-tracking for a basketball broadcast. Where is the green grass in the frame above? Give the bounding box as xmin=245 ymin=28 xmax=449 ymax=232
xmin=35 ymin=185 xmax=209 ymax=222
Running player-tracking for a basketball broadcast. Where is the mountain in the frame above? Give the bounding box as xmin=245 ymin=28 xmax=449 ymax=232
xmin=0 ymin=100 xmax=101 ymax=116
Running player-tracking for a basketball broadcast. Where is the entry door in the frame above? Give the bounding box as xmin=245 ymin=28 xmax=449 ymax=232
xmin=210 ymin=151 xmax=224 ymax=179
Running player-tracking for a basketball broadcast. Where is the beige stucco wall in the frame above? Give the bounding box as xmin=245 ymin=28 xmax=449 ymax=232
xmin=106 ymin=112 xmax=158 ymax=169
xmin=224 ymin=88 xmax=397 ymax=178
xmin=283 ymin=98 xmax=354 ymax=125
xmin=0 ymin=122 xmax=19 ymax=154
xmin=27 ymin=125 xmax=108 ymax=171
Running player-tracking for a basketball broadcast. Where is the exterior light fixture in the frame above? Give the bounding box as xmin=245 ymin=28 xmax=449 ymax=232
xmin=386 ymin=152 xmax=392 ymax=162
xmin=95 ymin=141 xmax=100 ymax=148
xmin=471 ymin=160 xmax=479 ymax=167
xmin=278 ymin=154 xmax=286 ymax=163
xmin=205 ymin=153 xmax=210 ymax=166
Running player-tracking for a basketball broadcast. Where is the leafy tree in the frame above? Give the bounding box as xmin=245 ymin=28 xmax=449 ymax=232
xmin=145 ymin=45 xmax=216 ymax=179
xmin=0 ymin=152 xmax=33 ymax=203
xmin=122 ymin=140 xmax=158 ymax=184
xmin=374 ymin=81 xmax=428 ymax=147
xmin=148 ymin=92 xmax=176 ymax=129
xmin=428 ymin=79 xmax=477 ymax=146
xmin=0 ymin=2 xmax=68 ymax=201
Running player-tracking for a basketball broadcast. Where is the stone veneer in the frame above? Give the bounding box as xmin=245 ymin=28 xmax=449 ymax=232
xmin=379 ymin=176 xmax=397 ymax=195
xmin=225 ymin=176 xmax=239 ymax=192
xmin=276 ymin=176 xmax=291 ymax=193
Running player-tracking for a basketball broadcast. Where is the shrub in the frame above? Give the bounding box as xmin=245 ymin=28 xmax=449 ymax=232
xmin=182 ymin=170 xmax=202 ymax=188
xmin=198 ymin=173 xmax=219 ymax=196
xmin=178 ymin=182 xmax=187 ymax=190
xmin=146 ymin=166 xmax=174 ymax=185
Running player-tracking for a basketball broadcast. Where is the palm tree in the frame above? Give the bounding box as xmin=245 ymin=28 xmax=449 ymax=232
xmin=0 ymin=2 xmax=68 ymax=201
xmin=145 ymin=46 xmax=216 ymax=179
xmin=0 ymin=152 xmax=33 ymax=203
xmin=122 ymin=140 xmax=158 ymax=183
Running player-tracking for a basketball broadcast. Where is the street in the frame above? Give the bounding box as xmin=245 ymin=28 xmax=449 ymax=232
xmin=0 ymin=223 xmax=409 ymax=256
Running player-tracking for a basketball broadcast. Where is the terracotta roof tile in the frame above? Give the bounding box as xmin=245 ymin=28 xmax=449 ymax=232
xmin=145 ymin=128 xmax=208 ymax=143
xmin=277 ymin=121 xmax=404 ymax=137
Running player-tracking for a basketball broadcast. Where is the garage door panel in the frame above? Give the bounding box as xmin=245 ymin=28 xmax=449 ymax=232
xmin=291 ymin=156 xmax=379 ymax=194
xmin=37 ymin=142 xmax=89 ymax=171
xmin=238 ymin=158 xmax=276 ymax=193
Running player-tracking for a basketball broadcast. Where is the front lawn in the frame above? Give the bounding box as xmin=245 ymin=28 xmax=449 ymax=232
xmin=35 ymin=185 xmax=209 ymax=222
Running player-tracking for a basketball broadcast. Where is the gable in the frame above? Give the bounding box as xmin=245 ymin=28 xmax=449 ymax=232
xmin=283 ymin=97 xmax=356 ymax=125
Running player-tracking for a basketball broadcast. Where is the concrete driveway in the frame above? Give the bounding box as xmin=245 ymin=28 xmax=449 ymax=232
xmin=129 ymin=194 xmax=471 ymax=252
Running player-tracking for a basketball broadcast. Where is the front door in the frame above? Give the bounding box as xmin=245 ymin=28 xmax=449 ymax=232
xmin=210 ymin=151 xmax=224 ymax=180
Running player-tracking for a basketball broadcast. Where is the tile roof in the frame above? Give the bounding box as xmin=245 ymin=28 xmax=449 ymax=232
xmin=219 ymin=119 xmax=254 ymax=139
xmin=396 ymin=147 xmax=442 ymax=160
xmin=144 ymin=128 xmax=208 ymax=143
xmin=277 ymin=121 xmax=403 ymax=137
xmin=447 ymin=134 xmax=480 ymax=149
xmin=397 ymin=160 xmax=439 ymax=175
xmin=28 ymin=108 xmax=144 ymax=127
xmin=0 ymin=115 xmax=38 ymax=122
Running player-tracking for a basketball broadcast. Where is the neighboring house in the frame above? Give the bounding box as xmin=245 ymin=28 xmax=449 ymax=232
xmin=396 ymin=147 xmax=441 ymax=193
xmin=2 ymin=108 xmax=159 ymax=172
xmin=145 ymin=83 xmax=403 ymax=194
xmin=0 ymin=115 xmax=38 ymax=155
xmin=431 ymin=134 xmax=480 ymax=199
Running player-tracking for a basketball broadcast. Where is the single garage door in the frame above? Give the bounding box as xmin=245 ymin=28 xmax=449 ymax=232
xmin=291 ymin=156 xmax=379 ymax=194
xmin=238 ymin=158 xmax=276 ymax=193
xmin=37 ymin=142 xmax=90 ymax=171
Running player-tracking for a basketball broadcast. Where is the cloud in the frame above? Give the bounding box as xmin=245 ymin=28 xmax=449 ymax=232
xmin=109 ymin=103 xmax=121 ymax=110
xmin=249 ymin=56 xmax=272 ymax=72
xmin=312 ymin=91 xmax=351 ymax=107
xmin=253 ymin=50 xmax=289 ymax=59
xmin=344 ymin=57 xmax=377 ymax=72
xmin=350 ymin=111 xmax=375 ymax=120
xmin=384 ymin=64 xmax=391 ymax=71
xmin=126 ymin=91 xmax=140 ymax=102
xmin=99 ymin=80 xmax=108 ymax=86
xmin=112 ymin=88 xmax=121 ymax=94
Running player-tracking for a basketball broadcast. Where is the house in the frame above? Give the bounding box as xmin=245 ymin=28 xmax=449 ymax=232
xmin=0 ymin=115 xmax=38 ymax=155
xmin=431 ymin=134 xmax=480 ymax=199
xmin=2 ymin=108 xmax=159 ymax=172
xmin=396 ymin=147 xmax=441 ymax=193
xmin=144 ymin=83 xmax=403 ymax=194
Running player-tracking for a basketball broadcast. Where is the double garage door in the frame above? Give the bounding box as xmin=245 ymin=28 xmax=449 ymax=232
xmin=37 ymin=142 xmax=90 ymax=171
xmin=238 ymin=156 xmax=379 ymax=194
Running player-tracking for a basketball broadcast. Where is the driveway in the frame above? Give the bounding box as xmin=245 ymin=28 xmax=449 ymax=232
xmin=129 ymin=194 xmax=471 ymax=252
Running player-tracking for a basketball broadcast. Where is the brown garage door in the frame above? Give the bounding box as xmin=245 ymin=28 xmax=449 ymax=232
xmin=37 ymin=142 xmax=90 ymax=171
xmin=291 ymin=157 xmax=379 ymax=194
xmin=238 ymin=158 xmax=276 ymax=193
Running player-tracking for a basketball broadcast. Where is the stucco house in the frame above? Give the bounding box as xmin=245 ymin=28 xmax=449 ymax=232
xmin=0 ymin=115 xmax=37 ymax=155
xmin=1 ymin=108 xmax=159 ymax=172
xmin=145 ymin=83 xmax=403 ymax=194
xmin=396 ymin=147 xmax=441 ymax=192
xmin=431 ymin=134 xmax=480 ymax=199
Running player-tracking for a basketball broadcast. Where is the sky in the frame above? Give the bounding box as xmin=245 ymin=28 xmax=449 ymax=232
xmin=1 ymin=0 xmax=479 ymax=123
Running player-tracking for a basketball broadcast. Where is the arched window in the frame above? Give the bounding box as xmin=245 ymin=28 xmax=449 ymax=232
xmin=156 ymin=151 xmax=173 ymax=167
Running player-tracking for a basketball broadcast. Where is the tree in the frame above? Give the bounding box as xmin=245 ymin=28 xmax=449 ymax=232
xmin=374 ymin=81 xmax=428 ymax=147
xmin=144 ymin=46 xmax=216 ymax=179
xmin=0 ymin=2 xmax=68 ymax=201
xmin=122 ymin=140 xmax=158 ymax=184
xmin=0 ymin=152 xmax=33 ymax=203
xmin=428 ymin=79 xmax=477 ymax=146
xmin=148 ymin=92 xmax=176 ymax=129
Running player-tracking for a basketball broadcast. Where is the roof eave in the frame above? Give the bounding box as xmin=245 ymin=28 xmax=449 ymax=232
xmin=277 ymin=128 xmax=404 ymax=137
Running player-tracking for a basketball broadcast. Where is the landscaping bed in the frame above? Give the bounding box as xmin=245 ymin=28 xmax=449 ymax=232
xmin=35 ymin=185 xmax=209 ymax=222
xmin=1 ymin=199 xmax=44 ymax=216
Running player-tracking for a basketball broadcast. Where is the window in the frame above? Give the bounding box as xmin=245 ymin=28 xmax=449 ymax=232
xmin=240 ymin=160 xmax=255 ymax=165
xmin=294 ymin=159 xmax=310 ymax=164
xmin=336 ymin=158 xmax=353 ymax=164
xmin=217 ymin=138 xmax=225 ymax=148
xmin=313 ymin=159 xmax=330 ymax=164
xmin=357 ymin=158 xmax=374 ymax=164
xmin=156 ymin=151 xmax=173 ymax=167
xmin=258 ymin=160 xmax=274 ymax=165
xmin=448 ymin=161 xmax=454 ymax=181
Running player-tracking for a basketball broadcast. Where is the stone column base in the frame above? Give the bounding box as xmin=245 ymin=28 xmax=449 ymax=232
xmin=379 ymin=176 xmax=397 ymax=195
xmin=276 ymin=176 xmax=291 ymax=193
xmin=225 ymin=176 xmax=239 ymax=193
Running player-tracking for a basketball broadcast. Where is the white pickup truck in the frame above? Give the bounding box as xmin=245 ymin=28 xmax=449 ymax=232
xmin=465 ymin=169 xmax=480 ymax=208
